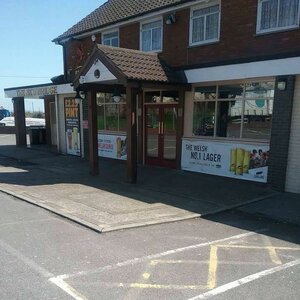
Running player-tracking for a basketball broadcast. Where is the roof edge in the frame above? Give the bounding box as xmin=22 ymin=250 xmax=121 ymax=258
xmin=53 ymin=0 xmax=198 ymax=43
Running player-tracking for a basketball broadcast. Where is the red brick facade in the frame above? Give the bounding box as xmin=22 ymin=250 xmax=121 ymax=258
xmin=64 ymin=0 xmax=300 ymax=79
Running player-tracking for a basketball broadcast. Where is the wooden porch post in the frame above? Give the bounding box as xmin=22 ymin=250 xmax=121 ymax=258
xmin=13 ymin=97 xmax=27 ymax=146
xmin=87 ymin=89 xmax=99 ymax=175
xmin=126 ymin=86 xmax=137 ymax=183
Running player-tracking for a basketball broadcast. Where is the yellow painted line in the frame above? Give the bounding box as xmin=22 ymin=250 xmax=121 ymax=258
xmin=130 ymin=283 xmax=207 ymax=290
xmin=207 ymin=245 xmax=218 ymax=289
xmin=150 ymin=260 xmax=158 ymax=266
xmin=142 ymin=272 xmax=150 ymax=280
xmin=267 ymin=247 xmax=282 ymax=265
xmin=216 ymin=245 xmax=300 ymax=251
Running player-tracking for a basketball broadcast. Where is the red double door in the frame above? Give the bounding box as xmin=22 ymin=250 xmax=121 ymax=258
xmin=145 ymin=104 xmax=178 ymax=168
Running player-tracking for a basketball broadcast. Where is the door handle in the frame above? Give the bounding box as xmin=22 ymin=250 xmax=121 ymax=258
xmin=158 ymin=122 xmax=161 ymax=135
xmin=161 ymin=122 xmax=164 ymax=134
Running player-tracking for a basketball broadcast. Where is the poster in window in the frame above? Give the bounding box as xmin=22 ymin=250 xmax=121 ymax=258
xmin=98 ymin=134 xmax=127 ymax=160
xmin=64 ymin=98 xmax=81 ymax=156
xmin=181 ymin=139 xmax=270 ymax=183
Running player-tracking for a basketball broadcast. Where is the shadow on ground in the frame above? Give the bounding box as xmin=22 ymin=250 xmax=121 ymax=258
xmin=1 ymin=140 xmax=299 ymax=242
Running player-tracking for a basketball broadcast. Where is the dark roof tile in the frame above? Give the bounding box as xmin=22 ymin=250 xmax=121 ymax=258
xmin=54 ymin=0 xmax=193 ymax=42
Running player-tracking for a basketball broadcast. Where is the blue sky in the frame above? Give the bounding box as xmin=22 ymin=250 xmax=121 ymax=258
xmin=0 ymin=0 xmax=105 ymax=112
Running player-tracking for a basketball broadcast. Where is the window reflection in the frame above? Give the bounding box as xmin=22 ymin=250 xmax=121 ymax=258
xmin=218 ymin=84 xmax=243 ymax=99
xmin=194 ymin=86 xmax=216 ymax=100
xmin=192 ymin=81 xmax=275 ymax=141
xmin=193 ymin=102 xmax=215 ymax=136
xmin=216 ymin=100 xmax=243 ymax=138
xmin=242 ymin=99 xmax=273 ymax=140
xmin=96 ymin=92 xmax=127 ymax=132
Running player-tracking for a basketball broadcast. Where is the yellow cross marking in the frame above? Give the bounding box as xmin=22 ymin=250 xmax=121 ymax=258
xmin=207 ymin=245 xmax=218 ymax=289
xmin=129 ymin=283 xmax=207 ymax=290
xmin=142 ymin=272 xmax=150 ymax=280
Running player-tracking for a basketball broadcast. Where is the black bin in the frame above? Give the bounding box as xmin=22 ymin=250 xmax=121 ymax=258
xmin=29 ymin=126 xmax=46 ymax=145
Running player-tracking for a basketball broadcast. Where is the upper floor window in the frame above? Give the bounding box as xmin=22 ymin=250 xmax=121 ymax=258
xmin=141 ymin=19 xmax=162 ymax=52
xmin=102 ymin=31 xmax=119 ymax=47
xmin=257 ymin=0 xmax=300 ymax=33
xmin=190 ymin=3 xmax=220 ymax=46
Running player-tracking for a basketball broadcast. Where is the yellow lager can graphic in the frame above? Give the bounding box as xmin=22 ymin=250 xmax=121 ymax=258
xmin=73 ymin=127 xmax=78 ymax=150
xmin=236 ymin=148 xmax=245 ymax=175
xmin=230 ymin=148 xmax=237 ymax=173
xmin=243 ymin=150 xmax=250 ymax=174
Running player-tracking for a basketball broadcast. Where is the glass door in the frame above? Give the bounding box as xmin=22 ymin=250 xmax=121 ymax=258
xmin=145 ymin=105 xmax=178 ymax=168
xmin=145 ymin=107 xmax=160 ymax=160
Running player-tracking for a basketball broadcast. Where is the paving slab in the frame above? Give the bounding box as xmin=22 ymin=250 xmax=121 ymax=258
xmin=0 ymin=137 xmax=277 ymax=232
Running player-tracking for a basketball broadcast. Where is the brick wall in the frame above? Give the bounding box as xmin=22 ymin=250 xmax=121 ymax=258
xmin=63 ymin=0 xmax=300 ymax=73
xmin=65 ymin=33 xmax=101 ymax=81
xmin=120 ymin=23 xmax=140 ymax=50
xmin=163 ymin=0 xmax=300 ymax=68
xmin=268 ymin=75 xmax=295 ymax=191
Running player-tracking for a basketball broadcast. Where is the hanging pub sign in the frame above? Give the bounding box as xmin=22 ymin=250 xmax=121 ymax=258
xmin=64 ymin=97 xmax=81 ymax=156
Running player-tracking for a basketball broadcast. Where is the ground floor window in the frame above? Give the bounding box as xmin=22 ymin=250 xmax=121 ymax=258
xmin=96 ymin=92 xmax=127 ymax=132
xmin=193 ymin=81 xmax=274 ymax=141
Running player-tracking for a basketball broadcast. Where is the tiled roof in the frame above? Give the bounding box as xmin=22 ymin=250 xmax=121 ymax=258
xmin=96 ymin=44 xmax=182 ymax=83
xmin=53 ymin=0 xmax=193 ymax=42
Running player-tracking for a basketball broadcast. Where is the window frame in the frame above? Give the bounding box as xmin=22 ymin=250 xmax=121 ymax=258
xmin=189 ymin=1 xmax=221 ymax=46
xmin=256 ymin=0 xmax=300 ymax=34
xmin=96 ymin=93 xmax=127 ymax=133
xmin=101 ymin=29 xmax=119 ymax=47
xmin=192 ymin=80 xmax=275 ymax=142
xmin=140 ymin=17 xmax=163 ymax=52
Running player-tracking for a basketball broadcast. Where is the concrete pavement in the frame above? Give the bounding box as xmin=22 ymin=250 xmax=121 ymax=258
xmin=0 ymin=134 xmax=298 ymax=232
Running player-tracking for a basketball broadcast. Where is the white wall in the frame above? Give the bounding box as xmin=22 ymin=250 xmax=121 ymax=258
xmin=184 ymin=92 xmax=194 ymax=137
xmin=286 ymin=76 xmax=300 ymax=193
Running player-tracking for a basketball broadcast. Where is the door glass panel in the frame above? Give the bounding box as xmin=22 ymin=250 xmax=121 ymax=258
xmin=146 ymin=107 xmax=159 ymax=158
xmin=163 ymin=107 xmax=177 ymax=160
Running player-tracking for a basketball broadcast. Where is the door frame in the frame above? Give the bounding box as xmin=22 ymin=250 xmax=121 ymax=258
xmin=144 ymin=103 xmax=178 ymax=168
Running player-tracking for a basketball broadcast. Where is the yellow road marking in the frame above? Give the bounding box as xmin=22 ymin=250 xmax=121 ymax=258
xmin=130 ymin=283 xmax=207 ymax=290
xmin=207 ymin=245 xmax=218 ymax=289
xmin=267 ymin=247 xmax=282 ymax=265
xmin=142 ymin=272 xmax=150 ymax=280
xmin=216 ymin=245 xmax=300 ymax=251
xmin=150 ymin=260 xmax=158 ymax=266
xmin=261 ymin=236 xmax=282 ymax=265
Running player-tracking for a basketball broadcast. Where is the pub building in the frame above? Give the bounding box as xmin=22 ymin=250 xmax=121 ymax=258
xmin=4 ymin=0 xmax=300 ymax=193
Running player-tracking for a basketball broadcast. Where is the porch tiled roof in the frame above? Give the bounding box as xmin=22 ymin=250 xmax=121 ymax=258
xmin=97 ymin=44 xmax=182 ymax=83
xmin=53 ymin=0 xmax=194 ymax=42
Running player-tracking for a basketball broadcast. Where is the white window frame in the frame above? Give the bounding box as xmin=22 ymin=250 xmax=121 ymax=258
xmin=101 ymin=29 xmax=119 ymax=47
xmin=140 ymin=17 xmax=163 ymax=52
xmin=189 ymin=1 xmax=221 ymax=46
xmin=256 ymin=0 xmax=300 ymax=34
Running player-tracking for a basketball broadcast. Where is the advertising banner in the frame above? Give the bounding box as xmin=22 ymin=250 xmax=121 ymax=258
xmin=98 ymin=134 xmax=127 ymax=160
xmin=181 ymin=139 xmax=270 ymax=183
xmin=64 ymin=98 xmax=81 ymax=156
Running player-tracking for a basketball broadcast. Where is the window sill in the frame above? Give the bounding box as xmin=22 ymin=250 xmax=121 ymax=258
xmin=188 ymin=40 xmax=220 ymax=49
xmin=140 ymin=49 xmax=163 ymax=53
xmin=255 ymin=25 xmax=300 ymax=37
